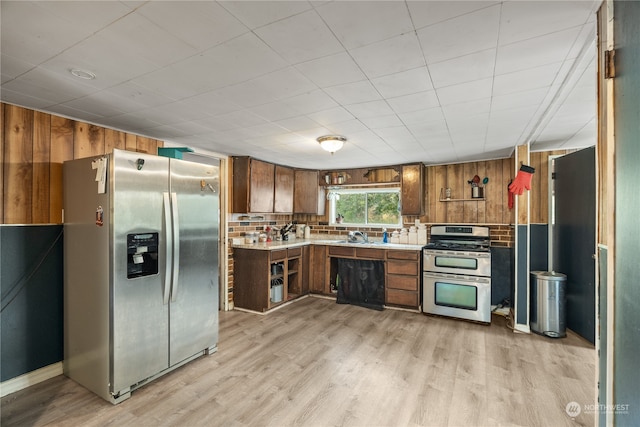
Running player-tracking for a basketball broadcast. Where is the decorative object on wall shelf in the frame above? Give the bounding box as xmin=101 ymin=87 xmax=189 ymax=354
xmin=322 ymin=171 xmax=351 ymax=186
xmin=440 ymin=187 xmax=452 ymax=200
xmin=468 ymin=174 xmax=487 ymax=198
xmin=472 ymin=186 xmax=484 ymax=199
xmin=363 ymin=167 xmax=400 ymax=183
xmin=320 ymin=165 xmax=406 ymax=187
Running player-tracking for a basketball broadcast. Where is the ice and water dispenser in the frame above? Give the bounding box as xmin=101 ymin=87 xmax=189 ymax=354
xmin=127 ymin=233 xmax=159 ymax=279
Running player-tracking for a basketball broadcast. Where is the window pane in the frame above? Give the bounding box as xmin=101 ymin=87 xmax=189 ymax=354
xmin=335 ymin=193 xmax=365 ymax=223
xmin=367 ymin=192 xmax=399 ymax=224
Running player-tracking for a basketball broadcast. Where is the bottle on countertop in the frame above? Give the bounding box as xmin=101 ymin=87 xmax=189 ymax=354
xmin=304 ymin=225 xmax=311 ymax=239
xmin=382 ymin=228 xmax=388 ymax=243
xmin=417 ymin=224 xmax=427 ymax=245
xmin=408 ymin=227 xmax=418 ymax=244
xmin=399 ymin=228 xmax=408 ymax=244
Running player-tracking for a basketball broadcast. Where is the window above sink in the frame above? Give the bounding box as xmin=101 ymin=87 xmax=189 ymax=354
xmin=328 ymin=188 xmax=401 ymax=228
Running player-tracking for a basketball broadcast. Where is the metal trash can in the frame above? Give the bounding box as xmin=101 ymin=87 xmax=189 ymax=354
xmin=530 ymin=271 xmax=567 ymax=338
xmin=270 ymin=278 xmax=283 ymax=303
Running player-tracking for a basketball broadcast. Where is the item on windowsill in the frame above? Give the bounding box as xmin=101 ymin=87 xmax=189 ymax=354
xmin=336 ymin=213 xmax=344 ymax=224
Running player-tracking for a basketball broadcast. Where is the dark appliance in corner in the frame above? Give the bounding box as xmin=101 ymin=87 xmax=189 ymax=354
xmin=336 ymin=258 xmax=385 ymax=311
xmin=422 ymin=225 xmax=491 ymax=323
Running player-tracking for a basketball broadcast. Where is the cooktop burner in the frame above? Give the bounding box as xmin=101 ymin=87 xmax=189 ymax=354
xmin=425 ymin=225 xmax=491 ymax=252
xmin=423 ymin=242 xmax=490 ymax=252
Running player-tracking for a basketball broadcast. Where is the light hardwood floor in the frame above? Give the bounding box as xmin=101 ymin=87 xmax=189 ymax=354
xmin=1 ymin=296 xmax=595 ymax=426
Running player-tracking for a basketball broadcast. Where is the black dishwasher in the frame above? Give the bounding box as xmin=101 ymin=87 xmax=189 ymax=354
xmin=336 ymin=258 xmax=385 ymax=311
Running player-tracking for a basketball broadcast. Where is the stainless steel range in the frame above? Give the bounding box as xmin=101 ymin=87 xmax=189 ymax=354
xmin=422 ymin=225 xmax=491 ymax=323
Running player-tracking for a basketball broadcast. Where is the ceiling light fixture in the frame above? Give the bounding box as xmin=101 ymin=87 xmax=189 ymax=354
xmin=317 ymin=135 xmax=346 ymax=154
xmin=70 ymin=68 xmax=96 ymax=80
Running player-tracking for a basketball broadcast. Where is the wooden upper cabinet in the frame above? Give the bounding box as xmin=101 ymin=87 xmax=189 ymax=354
xmin=274 ymin=165 xmax=294 ymax=213
xmin=294 ymin=169 xmax=324 ymax=214
xmin=232 ymin=157 xmax=275 ymax=213
xmin=401 ymin=163 xmax=424 ymax=215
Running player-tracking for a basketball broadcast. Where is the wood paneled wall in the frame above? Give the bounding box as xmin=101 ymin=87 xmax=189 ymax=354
xmin=423 ymin=151 xmax=566 ymax=225
xmin=529 ymin=150 xmax=567 ymax=224
xmin=425 ymin=158 xmax=514 ymax=224
xmin=1 ymin=103 xmax=164 ymax=225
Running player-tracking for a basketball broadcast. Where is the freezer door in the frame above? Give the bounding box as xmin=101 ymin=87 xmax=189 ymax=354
xmin=111 ymin=150 xmax=170 ymax=393
xmin=168 ymin=158 xmax=219 ymax=366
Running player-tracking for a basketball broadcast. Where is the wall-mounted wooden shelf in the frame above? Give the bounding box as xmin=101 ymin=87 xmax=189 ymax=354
xmin=439 ymin=198 xmax=485 ymax=202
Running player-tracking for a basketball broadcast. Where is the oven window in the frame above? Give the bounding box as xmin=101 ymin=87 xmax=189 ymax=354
xmin=434 ymin=256 xmax=478 ymax=270
xmin=434 ymin=282 xmax=477 ymax=310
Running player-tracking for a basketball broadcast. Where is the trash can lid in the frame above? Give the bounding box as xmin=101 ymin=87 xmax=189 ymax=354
xmin=531 ymin=271 xmax=567 ymax=280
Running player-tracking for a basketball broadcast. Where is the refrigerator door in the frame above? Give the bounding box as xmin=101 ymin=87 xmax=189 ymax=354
xmin=168 ymin=158 xmax=219 ymax=365
xmin=111 ymin=150 xmax=170 ymax=393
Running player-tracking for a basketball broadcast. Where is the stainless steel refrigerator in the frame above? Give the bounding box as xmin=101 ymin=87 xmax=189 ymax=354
xmin=63 ymin=149 xmax=219 ymax=404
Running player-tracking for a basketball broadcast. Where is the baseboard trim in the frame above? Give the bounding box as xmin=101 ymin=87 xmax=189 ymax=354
xmin=0 ymin=362 xmax=63 ymax=398
xmin=513 ymin=323 xmax=531 ymax=334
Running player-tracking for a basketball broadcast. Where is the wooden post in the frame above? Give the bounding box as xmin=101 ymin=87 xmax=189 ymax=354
xmin=513 ymin=144 xmax=531 ymax=333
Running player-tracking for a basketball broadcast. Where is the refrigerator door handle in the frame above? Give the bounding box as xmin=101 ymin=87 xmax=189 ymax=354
xmin=163 ymin=192 xmax=172 ymax=305
xmin=170 ymin=192 xmax=180 ymax=302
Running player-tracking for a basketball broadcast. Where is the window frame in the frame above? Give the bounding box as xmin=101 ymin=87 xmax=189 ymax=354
xmin=328 ymin=187 xmax=402 ymax=228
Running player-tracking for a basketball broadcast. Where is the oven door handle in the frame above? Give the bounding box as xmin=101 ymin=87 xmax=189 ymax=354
xmin=423 ymin=271 xmax=490 ymax=283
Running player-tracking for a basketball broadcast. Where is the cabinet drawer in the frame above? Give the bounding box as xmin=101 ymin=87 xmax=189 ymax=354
xmin=287 ymin=247 xmax=302 ymax=258
xmin=386 ymin=289 xmax=418 ymax=307
xmin=356 ymin=247 xmax=385 ymax=259
xmin=387 ymin=250 xmax=420 ymax=261
xmin=387 ymin=260 xmax=419 ymax=275
xmin=271 ymin=249 xmax=287 ymax=261
xmin=387 ymin=274 xmax=418 ymax=291
xmin=328 ymin=246 xmax=355 ymax=257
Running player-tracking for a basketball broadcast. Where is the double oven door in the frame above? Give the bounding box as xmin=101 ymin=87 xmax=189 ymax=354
xmin=423 ymin=250 xmax=491 ymax=323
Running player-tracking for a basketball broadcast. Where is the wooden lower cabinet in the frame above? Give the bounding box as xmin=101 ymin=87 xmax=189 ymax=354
xmin=301 ymin=245 xmax=310 ymax=295
xmin=233 ymin=247 xmax=304 ymax=312
xmin=235 ymin=245 xmax=421 ymax=311
xmin=324 ymin=246 xmax=422 ymax=309
xmin=310 ymin=245 xmax=328 ymax=294
xmin=385 ymin=250 xmax=421 ymax=309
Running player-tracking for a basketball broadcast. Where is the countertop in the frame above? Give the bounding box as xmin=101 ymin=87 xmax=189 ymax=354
xmin=232 ymin=236 xmax=424 ymax=251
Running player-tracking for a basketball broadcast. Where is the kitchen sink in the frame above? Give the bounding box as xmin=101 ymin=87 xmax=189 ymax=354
xmin=315 ymin=239 xmax=390 ymax=246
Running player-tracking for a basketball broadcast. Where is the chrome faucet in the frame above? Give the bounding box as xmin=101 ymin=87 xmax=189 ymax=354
xmin=348 ymin=230 xmax=368 ymax=243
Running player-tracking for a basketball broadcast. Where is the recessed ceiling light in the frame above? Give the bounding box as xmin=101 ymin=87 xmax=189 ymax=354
xmin=70 ymin=68 xmax=96 ymax=80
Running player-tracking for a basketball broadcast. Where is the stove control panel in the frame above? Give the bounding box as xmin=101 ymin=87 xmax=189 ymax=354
xmin=445 ymin=226 xmax=473 ymax=234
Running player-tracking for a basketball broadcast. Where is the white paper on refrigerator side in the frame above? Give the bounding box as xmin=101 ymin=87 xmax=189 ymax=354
xmin=91 ymin=157 xmax=108 ymax=194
